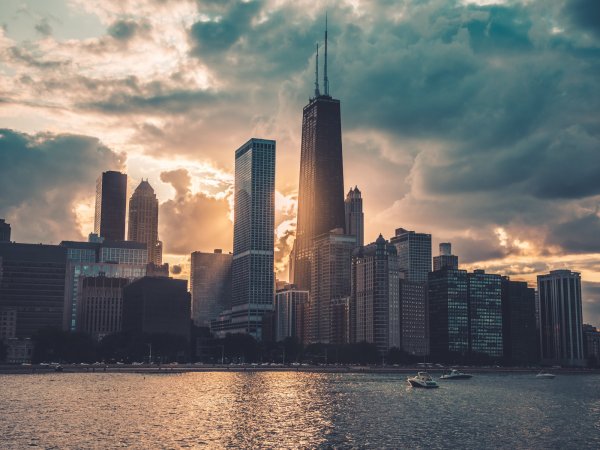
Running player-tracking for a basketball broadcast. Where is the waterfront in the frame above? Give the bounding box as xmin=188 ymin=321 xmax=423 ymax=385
xmin=1 ymin=372 xmax=599 ymax=449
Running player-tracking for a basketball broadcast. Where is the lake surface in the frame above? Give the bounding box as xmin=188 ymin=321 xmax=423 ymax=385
xmin=1 ymin=371 xmax=599 ymax=449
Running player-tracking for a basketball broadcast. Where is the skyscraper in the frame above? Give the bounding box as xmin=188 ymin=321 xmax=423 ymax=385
xmin=399 ymin=278 xmax=429 ymax=356
xmin=190 ymin=249 xmax=232 ymax=327
xmin=230 ymin=138 xmax=276 ymax=339
xmin=309 ymin=228 xmax=355 ymax=344
xmin=538 ymin=270 xmax=585 ymax=366
xmin=128 ymin=179 xmax=162 ymax=265
xmin=94 ymin=171 xmax=127 ymax=241
xmin=0 ymin=219 xmax=10 ymax=242
xmin=274 ymin=285 xmax=308 ymax=343
xmin=351 ymin=235 xmax=400 ymax=354
xmin=433 ymin=242 xmax=458 ymax=271
xmin=344 ymin=187 xmax=364 ymax=247
xmin=467 ymin=270 xmax=503 ymax=358
xmin=501 ymin=277 xmax=538 ymax=365
xmin=293 ymin=21 xmax=345 ymax=291
xmin=390 ymin=228 xmax=432 ymax=283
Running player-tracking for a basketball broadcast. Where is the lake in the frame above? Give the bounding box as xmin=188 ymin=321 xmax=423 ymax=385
xmin=1 ymin=371 xmax=599 ymax=448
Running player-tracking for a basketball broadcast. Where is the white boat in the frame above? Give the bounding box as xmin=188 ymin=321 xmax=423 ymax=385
xmin=536 ymin=371 xmax=555 ymax=379
xmin=440 ymin=369 xmax=473 ymax=380
xmin=407 ymin=372 xmax=439 ymax=388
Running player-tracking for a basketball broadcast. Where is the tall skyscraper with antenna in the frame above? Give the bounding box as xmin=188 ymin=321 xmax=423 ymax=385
xmin=293 ymin=16 xmax=345 ymax=290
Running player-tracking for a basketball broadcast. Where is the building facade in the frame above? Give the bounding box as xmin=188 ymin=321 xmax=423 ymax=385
xmin=433 ymin=242 xmax=458 ymax=271
xmin=94 ymin=171 xmax=127 ymax=241
xmin=344 ymin=187 xmax=364 ymax=248
xmin=390 ymin=228 xmax=432 ymax=283
xmin=538 ymin=270 xmax=585 ymax=366
xmin=309 ymin=229 xmax=355 ymax=344
xmin=122 ymin=277 xmax=191 ymax=341
xmin=128 ymin=179 xmax=162 ymax=265
xmin=293 ymin=29 xmax=345 ymax=291
xmin=0 ymin=219 xmax=10 ymax=242
xmin=77 ymin=275 xmax=129 ymax=340
xmin=501 ymin=277 xmax=538 ymax=365
xmin=468 ymin=270 xmax=503 ymax=358
xmin=230 ymin=138 xmax=275 ymax=339
xmin=399 ymin=278 xmax=429 ymax=356
xmin=274 ymin=285 xmax=308 ymax=342
xmin=428 ymin=268 xmax=469 ymax=360
xmin=0 ymin=243 xmax=67 ymax=338
xmin=351 ymin=235 xmax=400 ymax=354
xmin=190 ymin=249 xmax=232 ymax=327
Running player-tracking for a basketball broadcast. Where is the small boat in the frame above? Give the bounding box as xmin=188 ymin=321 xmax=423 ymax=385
xmin=407 ymin=372 xmax=439 ymax=388
xmin=536 ymin=370 xmax=555 ymax=379
xmin=440 ymin=369 xmax=472 ymax=380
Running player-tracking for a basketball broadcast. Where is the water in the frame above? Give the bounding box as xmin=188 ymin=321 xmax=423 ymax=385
xmin=1 ymin=371 xmax=599 ymax=449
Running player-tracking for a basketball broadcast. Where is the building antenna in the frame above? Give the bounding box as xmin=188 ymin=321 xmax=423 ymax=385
xmin=324 ymin=12 xmax=329 ymax=96
xmin=314 ymin=42 xmax=320 ymax=97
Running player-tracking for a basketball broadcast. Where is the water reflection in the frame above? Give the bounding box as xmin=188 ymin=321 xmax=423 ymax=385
xmin=0 ymin=372 xmax=599 ymax=449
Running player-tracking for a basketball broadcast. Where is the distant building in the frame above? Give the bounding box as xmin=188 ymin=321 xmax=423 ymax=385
xmin=0 ymin=219 xmax=10 ymax=242
xmin=344 ymin=187 xmax=364 ymax=247
xmin=293 ymin=35 xmax=346 ymax=292
xmin=351 ymin=235 xmax=400 ymax=354
xmin=229 ymin=138 xmax=275 ymax=339
xmin=501 ymin=277 xmax=538 ymax=365
xmin=5 ymin=338 xmax=34 ymax=364
xmin=128 ymin=179 xmax=162 ymax=265
xmin=399 ymin=278 xmax=429 ymax=356
xmin=122 ymin=277 xmax=191 ymax=342
xmin=0 ymin=307 xmax=17 ymax=342
xmin=390 ymin=228 xmax=432 ymax=283
xmin=0 ymin=243 xmax=67 ymax=338
xmin=330 ymin=296 xmax=350 ymax=345
xmin=274 ymin=285 xmax=308 ymax=343
xmin=428 ymin=268 xmax=469 ymax=359
xmin=433 ymin=242 xmax=458 ymax=271
xmin=94 ymin=171 xmax=127 ymax=241
xmin=583 ymin=324 xmax=600 ymax=363
xmin=190 ymin=249 xmax=232 ymax=327
xmin=77 ymin=275 xmax=129 ymax=340
xmin=468 ymin=270 xmax=503 ymax=358
xmin=538 ymin=270 xmax=585 ymax=366
xmin=309 ymin=228 xmax=355 ymax=344
xmin=61 ymin=239 xmax=148 ymax=331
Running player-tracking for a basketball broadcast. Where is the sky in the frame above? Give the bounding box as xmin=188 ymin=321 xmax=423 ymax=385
xmin=1 ymin=0 xmax=600 ymax=325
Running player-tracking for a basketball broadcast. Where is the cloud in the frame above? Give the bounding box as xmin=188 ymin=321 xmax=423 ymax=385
xmin=34 ymin=18 xmax=53 ymax=37
xmin=159 ymin=168 xmax=233 ymax=255
xmin=107 ymin=20 xmax=144 ymax=41
xmin=563 ymin=0 xmax=600 ymax=38
xmin=547 ymin=212 xmax=600 ymax=253
xmin=0 ymin=129 xmax=123 ymax=243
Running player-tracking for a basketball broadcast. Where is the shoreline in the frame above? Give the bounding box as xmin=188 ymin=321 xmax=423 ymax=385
xmin=2 ymin=364 xmax=599 ymax=375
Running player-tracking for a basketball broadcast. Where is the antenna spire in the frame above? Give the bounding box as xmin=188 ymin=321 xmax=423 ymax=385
xmin=314 ymin=42 xmax=320 ymax=97
xmin=324 ymin=12 xmax=329 ymax=96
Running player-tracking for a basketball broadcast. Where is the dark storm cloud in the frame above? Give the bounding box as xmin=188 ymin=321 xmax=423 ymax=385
xmin=0 ymin=129 xmax=123 ymax=243
xmin=563 ymin=0 xmax=600 ymax=38
xmin=582 ymin=281 xmax=600 ymax=326
xmin=547 ymin=213 xmax=600 ymax=253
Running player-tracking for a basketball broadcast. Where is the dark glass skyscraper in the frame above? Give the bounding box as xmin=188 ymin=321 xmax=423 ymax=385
xmin=390 ymin=228 xmax=432 ymax=283
xmin=293 ymin=23 xmax=345 ymax=291
xmin=94 ymin=171 xmax=127 ymax=241
xmin=128 ymin=179 xmax=161 ymax=265
xmin=501 ymin=277 xmax=538 ymax=365
xmin=0 ymin=219 xmax=10 ymax=242
xmin=230 ymin=138 xmax=275 ymax=339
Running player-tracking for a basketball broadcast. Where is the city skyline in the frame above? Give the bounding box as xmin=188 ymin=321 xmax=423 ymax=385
xmin=1 ymin=0 xmax=600 ymax=326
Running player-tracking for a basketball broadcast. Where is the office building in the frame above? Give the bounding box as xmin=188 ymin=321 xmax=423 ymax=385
xmin=0 ymin=219 xmax=10 ymax=242
xmin=468 ymin=270 xmax=503 ymax=358
xmin=274 ymin=285 xmax=308 ymax=342
xmin=330 ymin=296 xmax=350 ymax=345
xmin=583 ymin=324 xmax=600 ymax=363
xmin=122 ymin=277 xmax=191 ymax=341
xmin=229 ymin=138 xmax=275 ymax=339
xmin=0 ymin=243 xmax=67 ymax=338
xmin=433 ymin=242 xmax=458 ymax=271
xmin=428 ymin=268 xmax=469 ymax=359
xmin=0 ymin=308 xmax=17 ymax=342
xmin=399 ymin=279 xmax=429 ymax=356
xmin=390 ymin=228 xmax=432 ymax=283
xmin=77 ymin=275 xmax=129 ymax=340
xmin=293 ymin=23 xmax=345 ymax=291
xmin=501 ymin=277 xmax=538 ymax=364
xmin=351 ymin=235 xmax=400 ymax=354
xmin=61 ymin=239 xmax=148 ymax=331
xmin=538 ymin=270 xmax=585 ymax=366
xmin=94 ymin=170 xmax=127 ymax=240
xmin=190 ymin=249 xmax=232 ymax=327
xmin=128 ymin=179 xmax=162 ymax=265
xmin=309 ymin=228 xmax=355 ymax=344
xmin=344 ymin=187 xmax=364 ymax=247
